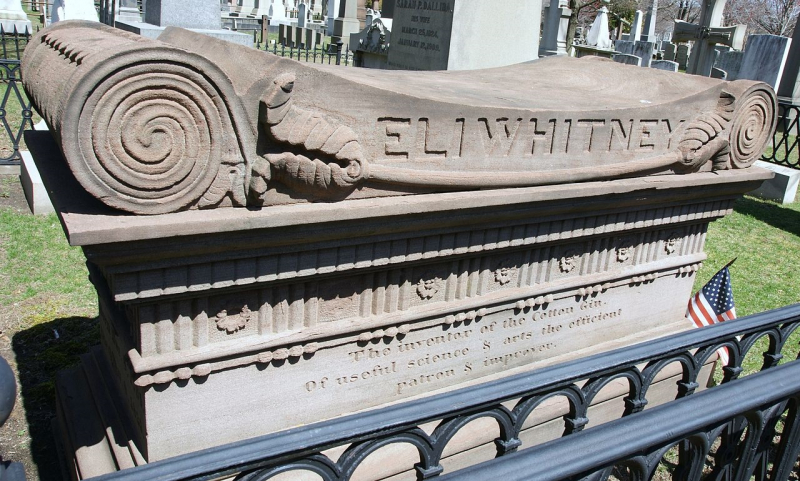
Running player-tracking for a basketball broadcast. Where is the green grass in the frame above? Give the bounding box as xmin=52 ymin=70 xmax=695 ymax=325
xmin=0 ymin=210 xmax=96 ymax=331
xmin=693 ymin=197 xmax=800 ymax=379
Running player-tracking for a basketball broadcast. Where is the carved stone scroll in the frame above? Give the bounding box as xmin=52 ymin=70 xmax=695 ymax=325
xmin=22 ymin=21 xmax=778 ymax=215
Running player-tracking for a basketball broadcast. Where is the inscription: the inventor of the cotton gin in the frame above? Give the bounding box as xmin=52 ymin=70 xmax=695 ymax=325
xmin=303 ymin=298 xmax=623 ymax=396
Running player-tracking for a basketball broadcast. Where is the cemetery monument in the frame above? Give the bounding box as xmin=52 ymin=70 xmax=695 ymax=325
xmin=0 ymin=0 xmax=31 ymax=32
xmin=736 ymin=34 xmax=791 ymax=89
xmin=22 ymin=20 xmax=776 ymax=478
xmin=539 ymin=0 xmax=571 ymax=57
xmin=386 ymin=0 xmax=540 ymax=71
xmin=673 ymin=0 xmax=745 ymax=77
xmin=115 ymin=0 xmax=252 ymax=47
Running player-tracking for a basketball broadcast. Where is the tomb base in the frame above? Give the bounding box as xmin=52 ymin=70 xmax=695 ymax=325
xmin=53 ymin=326 xmax=718 ymax=479
xmin=28 ymin=119 xmax=771 ymax=476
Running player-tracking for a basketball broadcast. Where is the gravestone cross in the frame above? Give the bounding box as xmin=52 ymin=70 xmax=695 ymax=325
xmin=672 ymin=0 xmax=745 ymax=76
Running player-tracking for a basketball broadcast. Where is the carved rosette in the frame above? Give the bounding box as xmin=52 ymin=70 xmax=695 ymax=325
xmin=559 ymin=252 xmax=579 ymax=273
xmin=615 ymin=237 xmax=634 ymax=263
xmin=79 ymin=63 xmax=240 ymax=213
xmin=214 ymin=305 xmax=255 ymax=334
xmin=416 ymin=276 xmax=441 ymax=300
xmin=728 ymin=86 xmax=776 ymax=168
xmin=664 ymin=232 xmax=682 ymax=255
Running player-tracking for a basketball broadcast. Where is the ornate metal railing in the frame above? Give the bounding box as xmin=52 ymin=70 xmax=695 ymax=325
xmin=260 ymin=41 xmax=354 ymax=66
xmin=0 ymin=27 xmax=34 ymax=167
xmin=441 ymin=360 xmax=800 ymax=481
xmin=761 ymin=101 xmax=800 ymax=169
xmin=0 ymin=25 xmax=31 ymax=60
xmin=90 ymin=303 xmax=800 ymax=481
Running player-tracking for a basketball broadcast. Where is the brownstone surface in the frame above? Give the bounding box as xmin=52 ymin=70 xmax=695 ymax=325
xmin=16 ymin=19 xmax=779 ymax=479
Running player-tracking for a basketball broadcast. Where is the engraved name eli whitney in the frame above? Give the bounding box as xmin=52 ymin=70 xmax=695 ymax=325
xmin=377 ymin=116 xmax=686 ymax=160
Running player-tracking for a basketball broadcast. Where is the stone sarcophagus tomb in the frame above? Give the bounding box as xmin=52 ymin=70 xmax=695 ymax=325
xmin=22 ymin=20 xmax=776 ymax=478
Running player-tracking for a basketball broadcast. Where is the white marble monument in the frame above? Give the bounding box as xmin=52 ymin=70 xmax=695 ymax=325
xmin=0 ymin=0 xmax=30 ymax=32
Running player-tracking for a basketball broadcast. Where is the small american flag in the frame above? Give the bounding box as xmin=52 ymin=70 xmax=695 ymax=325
xmin=686 ymin=261 xmax=736 ymax=365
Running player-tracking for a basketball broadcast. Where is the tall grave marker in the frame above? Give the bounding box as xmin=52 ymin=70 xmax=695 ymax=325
xmin=737 ymin=34 xmax=791 ymax=89
xmin=778 ymin=23 xmax=800 ymax=102
xmin=388 ymin=0 xmax=541 ymax=70
xmin=539 ymin=0 xmax=570 ymax=57
xmin=673 ymin=0 xmax=745 ymax=77
xmin=629 ymin=10 xmax=643 ymax=41
xmin=641 ymin=0 xmax=657 ymax=42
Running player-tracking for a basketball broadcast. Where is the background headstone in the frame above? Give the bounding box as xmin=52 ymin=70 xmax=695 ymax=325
xmin=738 ymin=34 xmax=791 ymax=89
xmin=51 ymin=0 xmax=99 ymax=22
xmin=651 ymin=59 xmax=678 ymax=71
xmin=613 ymin=53 xmax=642 ymax=66
xmin=614 ymin=39 xmax=634 ymax=55
xmin=297 ymin=1 xmax=306 ymax=27
xmin=0 ymin=0 xmax=31 ymax=32
xmin=269 ymin=0 xmax=288 ymax=25
xmin=673 ymin=0 xmax=745 ymax=77
xmin=676 ymin=44 xmax=690 ymax=70
xmin=713 ymin=50 xmax=743 ymax=80
xmin=778 ymin=24 xmax=800 ymax=102
xmin=326 ymin=0 xmax=340 ymax=35
xmin=539 ymin=0 xmax=570 ymax=57
xmin=387 ymin=0 xmax=541 ymax=71
xmin=145 ymin=0 xmax=219 ymax=29
xmin=116 ymin=0 xmax=252 ymax=46
xmin=663 ymin=42 xmax=676 ymax=61
xmin=332 ymin=0 xmax=360 ymax=48
xmin=632 ymin=40 xmax=655 ymax=67
xmin=381 ymin=0 xmax=394 ymax=17
xmin=116 ymin=0 xmax=141 ymax=22
xmin=710 ymin=66 xmax=726 ymax=79
xmin=629 ymin=10 xmax=643 ymax=41
xmin=641 ymin=0 xmax=657 ymax=41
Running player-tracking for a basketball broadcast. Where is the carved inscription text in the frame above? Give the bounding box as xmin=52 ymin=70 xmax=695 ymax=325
xmin=303 ymin=295 xmax=624 ymax=397
xmin=377 ymin=117 xmax=686 ymax=160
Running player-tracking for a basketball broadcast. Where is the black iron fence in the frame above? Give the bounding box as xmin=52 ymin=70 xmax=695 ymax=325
xmin=0 ymin=26 xmax=34 ymax=167
xmin=442 ymin=360 xmax=800 ymax=481
xmin=90 ymin=303 xmax=800 ymax=481
xmin=761 ymin=101 xmax=800 ymax=170
xmin=259 ymin=41 xmax=354 ymax=66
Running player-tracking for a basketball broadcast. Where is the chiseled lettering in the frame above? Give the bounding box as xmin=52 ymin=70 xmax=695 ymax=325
xmin=609 ymin=119 xmax=633 ymax=151
xmin=478 ymin=117 xmax=523 ymax=157
xmin=379 ymin=118 xmax=412 ymax=158
xmin=573 ymin=119 xmax=606 ymax=153
xmin=416 ymin=117 xmax=448 ymax=159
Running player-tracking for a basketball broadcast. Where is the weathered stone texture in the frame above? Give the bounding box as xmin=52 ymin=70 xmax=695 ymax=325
xmin=23 ymin=22 xmax=777 ymax=216
xmin=20 ymin=20 xmax=778 ymax=477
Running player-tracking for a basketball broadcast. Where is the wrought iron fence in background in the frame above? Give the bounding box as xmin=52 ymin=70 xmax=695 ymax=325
xmin=0 ymin=26 xmax=34 ymax=167
xmin=259 ymin=41 xmax=354 ymax=66
xmin=761 ymin=101 xmax=800 ymax=170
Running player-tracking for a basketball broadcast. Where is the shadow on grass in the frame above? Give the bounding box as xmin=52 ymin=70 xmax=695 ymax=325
xmin=11 ymin=316 xmax=99 ymax=481
xmin=735 ymin=197 xmax=800 ymax=237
